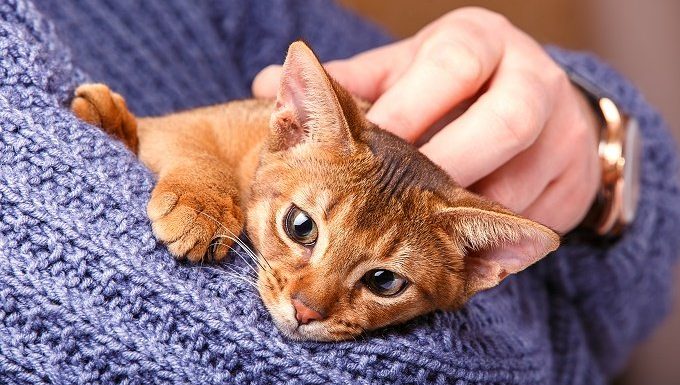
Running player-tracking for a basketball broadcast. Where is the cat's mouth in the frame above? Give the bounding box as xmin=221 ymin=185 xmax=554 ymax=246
xmin=264 ymin=299 xmax=335 ymax=341
xmin=258 ymin=288 xmax=355 ymax=342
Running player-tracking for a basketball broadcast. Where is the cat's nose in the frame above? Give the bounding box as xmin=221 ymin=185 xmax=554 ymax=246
xmin=292 ymin=297 xmax=325 ymax=325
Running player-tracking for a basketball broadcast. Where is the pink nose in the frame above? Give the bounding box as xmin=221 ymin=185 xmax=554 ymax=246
xmin=292 ymin=298 xmax=325 ymax=325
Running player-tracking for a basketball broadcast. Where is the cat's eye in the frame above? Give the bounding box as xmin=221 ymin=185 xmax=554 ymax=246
xmin=361 ymin=269 xmax=408 ymax=297
xmin=284 ymin=205 xmax=318 ymax=246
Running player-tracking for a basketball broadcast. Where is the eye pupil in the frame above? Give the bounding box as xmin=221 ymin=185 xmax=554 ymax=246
xmin=284 ymin=206 xmax=318 ymax=245
xmin=293 ymin=212 xmax=313 ymax=237
xmin=362 ymin=269 xmax=408 ymax=297
xmin=372 ymin=270 xmax=396 ymax=291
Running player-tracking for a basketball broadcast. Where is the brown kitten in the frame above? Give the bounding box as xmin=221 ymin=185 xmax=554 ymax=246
xmin=71 ymin=41 xmax=559 ymax=341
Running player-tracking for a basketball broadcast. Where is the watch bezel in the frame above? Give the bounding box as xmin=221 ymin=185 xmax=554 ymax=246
xmin=594 ymin=97 xmax=640 ymax=236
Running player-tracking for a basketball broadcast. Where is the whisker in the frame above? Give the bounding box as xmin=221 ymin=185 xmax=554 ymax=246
xmin=212 ymin=235 xmax=265 ymax=273
xmin=210 ymin=240 xmax=259 ymax=273
xmin=241 ymin=230 xmax=273 ymax=270
xmin=221 ymin=230 xmax=272 ymax=273
xmin=192 ymin=264 xmax=251 ymax=280
xmin=226 ymin=270 xmax=273 ymax=291
xmin=185 ymin=207 xmax=274 ymax=274
xmin=190 ymin=265 xmax=260 ymax=290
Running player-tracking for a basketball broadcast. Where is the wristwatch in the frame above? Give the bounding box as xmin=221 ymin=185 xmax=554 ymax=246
xmin=570 ymin=72 xmax=642 ymax=237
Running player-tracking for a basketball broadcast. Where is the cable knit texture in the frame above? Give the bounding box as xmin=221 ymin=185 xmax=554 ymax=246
xmin=1 ymin=1 xmax=678 ymax=384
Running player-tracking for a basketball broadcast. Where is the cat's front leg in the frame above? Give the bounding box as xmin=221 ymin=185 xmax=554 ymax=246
xmin=71 ymin=83 xmax=244 ymax=262
xmin=148 ymin=166 xmax=244 ymax=262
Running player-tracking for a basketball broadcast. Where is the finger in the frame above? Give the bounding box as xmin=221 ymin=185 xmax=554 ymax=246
xmin=252 ymin=40 xmax=413 ymax=100
xmin=323 ymin=40 xmax=413 ymax=101
xmin=520 ymin=179 xmax=579 ymax=234
xmin=470 ymin=120 xmax=568 ymax=213
xmin=366 ymin=23 xmax=503 ymax=142
xmin=521 ymin=154 xmax=599 ymax=232
xmin=252 ymin=64 xmax=282 ymax=98
xmin=420 ymin=68 xmax=551 ymax=187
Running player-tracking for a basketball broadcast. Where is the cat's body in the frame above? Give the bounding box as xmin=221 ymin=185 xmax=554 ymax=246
xmin=71 ymin=42 xmax=559 ymax=341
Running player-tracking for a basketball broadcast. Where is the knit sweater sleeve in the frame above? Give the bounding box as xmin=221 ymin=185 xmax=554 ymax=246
xmin=545 ymin=46 xmax=680 ymax=375
xmin=4 ymin=1 xmax=679 ymax=384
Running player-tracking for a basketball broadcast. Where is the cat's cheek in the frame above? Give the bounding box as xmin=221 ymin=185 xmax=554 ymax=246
xmin=244 ymin=200 xmax=271 ymax=248
xmin=257 ymin=275 xmax=299 ymax=337
xmin=360 ymin=291 xmax=429 ymax=331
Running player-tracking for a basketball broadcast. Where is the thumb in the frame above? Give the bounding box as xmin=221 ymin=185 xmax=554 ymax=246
xmin=251 ymin=59 xmax=384 ymax=101
xmin=252 ymin=64 xmax=282 ymax=98
xmin=251 ymin=58 xmax=386 ymax=101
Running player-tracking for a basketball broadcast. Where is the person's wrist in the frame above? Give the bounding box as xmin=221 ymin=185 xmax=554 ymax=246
xmin=573 ymin=85 xmax=609 ymax=231
xmin=569 ymin=77 xmax=642 ymax=237
xmin=570 ymin=85 xmax=605 ymax=228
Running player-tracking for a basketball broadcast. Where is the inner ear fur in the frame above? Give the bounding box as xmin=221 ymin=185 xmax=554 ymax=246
xmin=268 ymin=41 xmax=360 ymax=153
xmin=438 ymin=199 xmax=560 ymax=297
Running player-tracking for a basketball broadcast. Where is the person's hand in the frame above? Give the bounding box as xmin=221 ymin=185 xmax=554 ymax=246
xmin=252 ymin=7 xmax=600 ymax=233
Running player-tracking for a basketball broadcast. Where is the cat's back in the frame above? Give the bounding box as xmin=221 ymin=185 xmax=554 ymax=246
xmin=139 ymin=98 xmax=273 ymax=133
xmin=139 ymin=98 xmax=272 ymax=148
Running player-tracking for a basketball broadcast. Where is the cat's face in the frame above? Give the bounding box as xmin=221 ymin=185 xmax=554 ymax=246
xmin=245 ymin=42 xmax=559 ymax=341
xmin=247 ymin=136 xmax=462 ymax=341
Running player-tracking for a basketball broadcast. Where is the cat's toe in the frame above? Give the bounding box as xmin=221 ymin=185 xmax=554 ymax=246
xmin=147 ymin=190 xmax=180 ymax=222
xmin=202 ymin=204 xmax=244 ymax=262
xmin=150 ymin=204 xmax=198 ymax=245
xmin=71 ymin=83 xmax=138 ymax=152
xmin=148 ymin=181 xmax=244 ymax=262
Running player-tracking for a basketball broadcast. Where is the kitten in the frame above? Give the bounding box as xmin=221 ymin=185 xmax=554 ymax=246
xmin=71 ymin=41 xmax=559 ymax=341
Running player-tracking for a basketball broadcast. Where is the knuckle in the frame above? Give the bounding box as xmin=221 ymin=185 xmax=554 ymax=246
xmin=545 ymin=64 xmax=571 ymax=97
xmin=489 ymin=99 xmax=539 ymax=150
xmin=421 ymin=30 xmax=485 ymax=87
xmin=561 ymin=94 xmax=597 ymax=146
xmin=450 ymin=7 xmax=510 ymax=28
xmin=511 ymin=73 xmax=547 ymax=136
xmin=552 ymin=65 xmax=570 ymax=88
xmin=568 ymin=112 xmax=591 ymax=143
xmin=516 ymin=70 xmax=547 ymax=97
xmin=571 ymin=179 xmax=596 ymax=224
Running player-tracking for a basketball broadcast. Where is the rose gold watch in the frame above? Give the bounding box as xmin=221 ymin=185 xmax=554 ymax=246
xmin=590 ymin=97 xmax=641 ymax=236
xmin=569 ymin=72 xmax=642 ymax=237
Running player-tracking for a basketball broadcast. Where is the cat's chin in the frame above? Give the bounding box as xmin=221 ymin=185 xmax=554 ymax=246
xmin=273 ymin=319 xmax=352 ymax=342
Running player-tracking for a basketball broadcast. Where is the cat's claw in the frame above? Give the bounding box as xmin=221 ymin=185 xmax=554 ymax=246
xmin=147 ymin=177 xmax=244 ymax=262
xmin=71 ymin=83 xmax=139 ymax=153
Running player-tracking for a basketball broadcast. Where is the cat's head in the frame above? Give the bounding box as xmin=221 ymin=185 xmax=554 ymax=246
xmin=246 ymin=41 xmax=559 ymax=341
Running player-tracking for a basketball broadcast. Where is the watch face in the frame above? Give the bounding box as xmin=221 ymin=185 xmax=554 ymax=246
xmin=622 ymin=118 xmax=641 ymax=223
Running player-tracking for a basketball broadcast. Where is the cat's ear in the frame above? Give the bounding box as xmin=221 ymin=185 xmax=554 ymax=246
xmin=268 ymin=41 xmax=355 ymax=153
xmin=438 ymin=202 xmax=560 ymax=295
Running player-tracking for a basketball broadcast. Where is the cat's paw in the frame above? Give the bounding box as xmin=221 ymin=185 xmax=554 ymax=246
xmin=147 ymin=176 xmax=244 ymax=262
xmin=71 ymin=83 xmax=139 ymax=152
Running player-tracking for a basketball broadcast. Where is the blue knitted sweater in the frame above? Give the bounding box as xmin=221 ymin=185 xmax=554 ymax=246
xmin=1 ymin=1 xmax=679 ymax=384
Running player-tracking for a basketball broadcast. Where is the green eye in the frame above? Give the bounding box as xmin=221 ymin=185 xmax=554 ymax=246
xmin=361 ymin=269 xmax=408 ymax=297
xmin=284 ymin=205 xmax=318 ymax=246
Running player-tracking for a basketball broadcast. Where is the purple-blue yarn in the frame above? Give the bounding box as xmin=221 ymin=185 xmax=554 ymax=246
xmin=1 ymin=1 xmax=679 ymax=383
